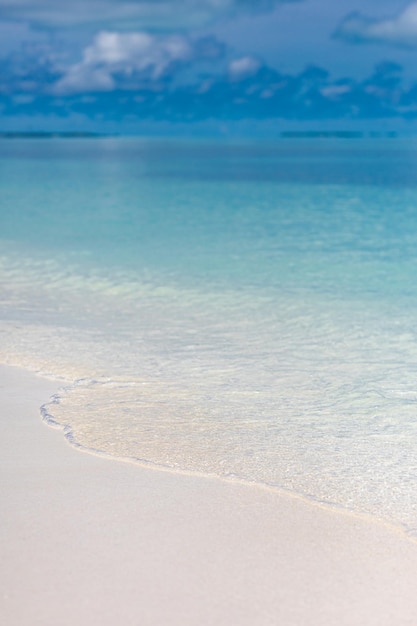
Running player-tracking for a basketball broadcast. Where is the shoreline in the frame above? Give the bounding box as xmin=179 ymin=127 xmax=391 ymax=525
xmin=38 ymin=368 xmax=414 ymax=542
xmin=3 ymin=364 xmax=417 ymax=624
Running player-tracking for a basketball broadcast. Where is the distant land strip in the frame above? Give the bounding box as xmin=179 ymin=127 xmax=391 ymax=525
xmin=280 ymin=131 xmax=398 ymax=138
xmin=0 ymin=131 xmax=109 ymax=138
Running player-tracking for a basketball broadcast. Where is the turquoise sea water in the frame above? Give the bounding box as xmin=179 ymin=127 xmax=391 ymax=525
xmin=2 ymin=137 xmax=417 ymax=531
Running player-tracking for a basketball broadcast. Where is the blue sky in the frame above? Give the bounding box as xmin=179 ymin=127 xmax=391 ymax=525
xmin=2 ymin=0 xmax=417 ymax=133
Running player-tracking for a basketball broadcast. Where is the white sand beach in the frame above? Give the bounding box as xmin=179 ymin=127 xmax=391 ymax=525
xmin=2 ymin=363 xmax=417 ymax=625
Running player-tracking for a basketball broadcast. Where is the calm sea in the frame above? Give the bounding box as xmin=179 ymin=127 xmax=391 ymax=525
xmin=2 ymin=136 xmax=417 ymax=532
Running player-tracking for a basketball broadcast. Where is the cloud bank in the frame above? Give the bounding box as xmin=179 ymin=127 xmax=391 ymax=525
xmin=54 ymin=32 xmax=197 ymax=94
xmin=2 ymin=32 xmax=415 ymax=128
xmin=335 ymin=3 xmax=417 ymax=48
xmin=0 ymin=0 xmax=296 ymax=30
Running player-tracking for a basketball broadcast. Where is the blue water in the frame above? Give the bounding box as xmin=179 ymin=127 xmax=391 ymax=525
xmin=2 ymin=136 xmax=417 ymax=532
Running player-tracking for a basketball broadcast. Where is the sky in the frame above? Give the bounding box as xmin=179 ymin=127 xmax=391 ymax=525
xmin=2 ymin=0 xmax=417 ymax=134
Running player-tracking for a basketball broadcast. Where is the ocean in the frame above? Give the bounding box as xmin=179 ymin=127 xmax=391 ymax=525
xmin=2 ymin=136 xmax=417 ymax=533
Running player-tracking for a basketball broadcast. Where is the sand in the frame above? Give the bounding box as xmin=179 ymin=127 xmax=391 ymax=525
xmin=2 ymin=364 xmax=417 ymax=625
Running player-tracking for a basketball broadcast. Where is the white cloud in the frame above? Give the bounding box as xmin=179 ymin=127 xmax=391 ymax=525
xmin=53 ymin=31 xmax=194 ymax=94
xmin=320 ymin=84 xmax=352 ymax=99
xmin=229 ymin=56 xmax=261 ymax=80
xmin=336 ymin=4 xmax=417 ymax=48
xmin=0 ymin=0 xmax=294 ymax=30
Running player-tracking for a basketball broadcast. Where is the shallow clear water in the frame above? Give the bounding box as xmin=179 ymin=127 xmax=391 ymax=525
xmin=3 ymin=137 xmax=417 ymax=531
